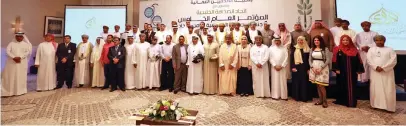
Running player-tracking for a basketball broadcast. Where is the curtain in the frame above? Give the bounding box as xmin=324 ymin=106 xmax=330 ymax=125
xmin=81 ymin=0 xmax=134 ymax=24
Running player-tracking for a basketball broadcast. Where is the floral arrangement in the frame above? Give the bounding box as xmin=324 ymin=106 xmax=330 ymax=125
xmin=139 ymin=100 xmax=189 ymax=120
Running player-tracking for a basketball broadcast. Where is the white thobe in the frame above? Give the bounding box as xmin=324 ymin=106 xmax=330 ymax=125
xmin=35 ymin=42 xmax=57 ymax=91
xmin=100 ymin=33 xmax=109 ymax=41
xmin=125 ymin=43 xmax=137 ymax=89
xmin=280 ymin=32 xmax=292 ymax=79
xmin=74 ymin=42 xmax=92 ymax=86
xmin=186 ymin=43 xmax=205 ymax=93
xmin=233 ymin=30 xmax=244 ymax=44
xmin=155 ymin=30 xmax=171 ymax=43
xmin=133 ymin=32 xmax=141 ymax=43
xmin=121 ymin=30 xmax=133 ymax=39
xmin=172 ymin=32 xmax=180 ymax=44
xmin=216 ymin=31 xmax=227 ymax=44
xmin=201 ymin=34 xmax=208 ymax=44
xmin=248 ymin=29 xmax=258 ymax=43
xmin=334 ymin=29 xmax=357 ymax=46
xmin=133 ymin=42 xmax=150 ymax=89
xmin=146 ymin=44 xmax=162 ymax=89
xmin=329 ymin=26 xmax=342 ymax=37
xmin=1 ymin=41 xmax=31 ymax=96
xmin=367 ymin=46 xmax=397 ymax=112
xmin=90 ymin=42 xmax=105 ymax=87
xmin=355 ymin=31 xmax=378 ymax=82
xmin=269 ymin=45 xmax=289 ymax=99
xmin=112 ymin=32 xmax=121 ymax=38
xmin=250 ymin=44 xmax=271 ymax=97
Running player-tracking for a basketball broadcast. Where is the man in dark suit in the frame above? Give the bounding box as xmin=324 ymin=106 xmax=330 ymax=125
xmin=245 ymin=21 xmax=262 ymax=44
xmin=55 ymin=35 xmax=76 ymax=89
xmin=145 ymin=24 xmax=156 ymax=43
xmin=172 ymin=35 xmax=188 ymax=94
xmin=108 ymin=37 xmax=126 ymax=92
xmin=141 ymin=23 xmax=148 ymax=34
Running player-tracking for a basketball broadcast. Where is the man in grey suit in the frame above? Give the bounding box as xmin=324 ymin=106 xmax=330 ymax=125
xmin=172 ymin=35 xmax=188 ymax=94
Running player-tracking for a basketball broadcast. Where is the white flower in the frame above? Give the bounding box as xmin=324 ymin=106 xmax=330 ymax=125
xmin=161 ymin=100 xmax=166 ymax=104
xmin=170 ymin=105 xmax=176 ymax=110
xmin=153 ymin=110 xmax=157 ymax=115
xmin=161 ymin=111 xmax=166 ymax=117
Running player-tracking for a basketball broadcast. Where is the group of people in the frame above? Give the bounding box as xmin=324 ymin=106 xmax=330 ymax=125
xmin=2 ymin=18 xmax=397 ymax=112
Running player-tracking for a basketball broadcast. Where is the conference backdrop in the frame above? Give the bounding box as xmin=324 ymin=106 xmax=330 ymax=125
xmin=139 ymin=0 xmax=321 ymax=31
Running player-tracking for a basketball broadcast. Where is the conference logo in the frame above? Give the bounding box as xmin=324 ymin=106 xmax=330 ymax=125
xmin=369 ymin=5 xmax=406 ymax=35
xmin=85 ymin=17 xmax=97 ymax=29
xmin=144 ymin=3 xmax=163 ymax=28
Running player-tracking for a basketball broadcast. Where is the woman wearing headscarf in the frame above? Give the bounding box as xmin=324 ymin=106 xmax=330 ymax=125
xmin=332 ymin=35 xmax=364 ymax=108
xmin=290 ymin=36 xmax=312 ymax=102
xmin=236 ymin=36 xmax=253 ymax=97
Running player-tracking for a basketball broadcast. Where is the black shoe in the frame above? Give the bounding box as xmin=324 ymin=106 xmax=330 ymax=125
xmin=193 ymin=93 xmax=199 ymax=95
xmin=120 ymin=89 xmax=126 ymax=91
xmin=174 ymin=91 xmax=178 ymax=94
xmin=101 ymin=87 xmax=108 ymax=90
xmin=158 ymin=88 xmax=165 ymax=91
xmin=244 ymin=94 xmax=249 ymax=97
xmin=79 ymin=84 xmax=84 ymax=88
xmin=109 ymin=89 xmax=116 ymax=92
xmin=67 ymin=86 xmax=72 ymax=89
xmin=240 ymin=94 xmax=244 ymax=97
xmin=169 ymin=89 xmax=173 ymax=92
xmin=54 ymin=87 xmax=62 ymax=90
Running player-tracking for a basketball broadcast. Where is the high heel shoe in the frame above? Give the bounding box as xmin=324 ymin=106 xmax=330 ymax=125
xmin=322 ymin=100 xmax=328 ymax=108
xmin=322 ymin=103 xmax=328 ymax=108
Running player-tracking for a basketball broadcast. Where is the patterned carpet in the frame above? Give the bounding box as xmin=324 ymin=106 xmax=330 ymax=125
xmin=1 ymin=75 xmax=406 ymax=125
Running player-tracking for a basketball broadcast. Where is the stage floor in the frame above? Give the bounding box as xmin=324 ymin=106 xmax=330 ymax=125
xmin=1 ymin=75 xmax=406 ymax=125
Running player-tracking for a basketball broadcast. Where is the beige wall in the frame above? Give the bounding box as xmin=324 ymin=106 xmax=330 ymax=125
xmin=1 ymin=0 xmax=81 ymax=47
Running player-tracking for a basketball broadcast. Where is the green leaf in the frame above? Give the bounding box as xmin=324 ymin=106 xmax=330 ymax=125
xmin=297 ymin=4 xmax=303 ymax=9
xmin=306 ymin=0 xmax=310 ymax=4
xmin=300 ymin=0 xmax=304 ymax=4
xmin=303 ymin=3 xmax=307 ymax=9
xmin=298 ymin=10 xmax=304 ymax=15
xmin=306 ymin=9 xmax=312 ymax=15
xmin=307 ymin=4 xmax=312 ymax=9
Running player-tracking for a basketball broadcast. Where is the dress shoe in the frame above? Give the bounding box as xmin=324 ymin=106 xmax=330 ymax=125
xmin=174 ymin=91 xmax=178 ymax=94
xmin=67 ymin=87 xmax=72 ymax=89
xmin=169 ymin=89 xmax=173 ymax=92
xmin=54 ymin=87 xmax=62 ymax=90
xmin=109 ymin=89 xmax=116 ymax=92
xmin=79 ymin=84 xmax=84 ymax=88
xmin=101 ymin=87 xmax=108 ymax=90
xmin=120 ymin=89 xmax=126 ymax=91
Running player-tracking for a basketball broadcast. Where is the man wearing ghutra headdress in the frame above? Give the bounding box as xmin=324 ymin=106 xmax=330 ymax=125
xmin=2 ymin=32 xmax=32 ymax=96
xmin=308 ymin=20 xmax=334 ymax=51
xmin=269 ymin=37 xmax=289 ymax=100
xmin=90 ymin=37 xmax=105 ymax=88
xmin=35 ymin=33 xmax=58 ymax=91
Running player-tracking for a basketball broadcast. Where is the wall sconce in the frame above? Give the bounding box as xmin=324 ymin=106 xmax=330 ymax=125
xmin=12 ymin=16 xmax=22 ymax=33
